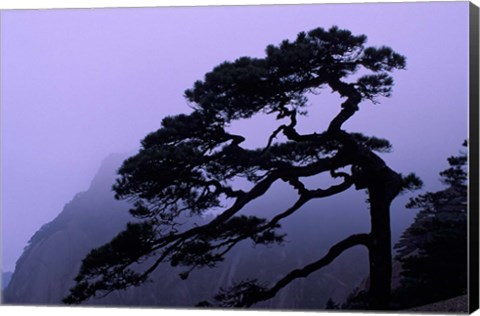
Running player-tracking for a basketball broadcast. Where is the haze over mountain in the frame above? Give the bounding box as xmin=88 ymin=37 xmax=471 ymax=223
xmin=4 ymin=154 xmax=370 ymax=308
xmin=3 ymin=154 xmax=132 ymax=304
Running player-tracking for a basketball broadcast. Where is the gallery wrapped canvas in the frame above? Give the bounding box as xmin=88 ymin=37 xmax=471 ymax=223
xmin=1 ymin=0 xmax=479 ymax=314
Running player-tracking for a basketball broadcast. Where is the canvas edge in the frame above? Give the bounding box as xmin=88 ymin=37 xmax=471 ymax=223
xmin=469 ymin=1 xmax=480 ymax=314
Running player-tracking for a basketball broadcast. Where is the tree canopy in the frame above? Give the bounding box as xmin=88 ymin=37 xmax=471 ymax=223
xmin=64 ymin=26 xmax=418 ymax=309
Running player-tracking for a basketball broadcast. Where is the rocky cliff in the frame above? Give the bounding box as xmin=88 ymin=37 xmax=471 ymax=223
xmin=2 ymin=272 xmax=13 ymax=290
xmin=3 ymin=154 xmax=132 ymax=304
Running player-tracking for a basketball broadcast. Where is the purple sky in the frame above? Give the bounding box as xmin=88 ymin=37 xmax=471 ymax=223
xmin=1 ymin=2 xmax=469 ymax=272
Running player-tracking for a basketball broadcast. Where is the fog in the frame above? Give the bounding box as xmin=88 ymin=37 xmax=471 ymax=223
xmin=1 ymin=2 xmax=469 ymax=273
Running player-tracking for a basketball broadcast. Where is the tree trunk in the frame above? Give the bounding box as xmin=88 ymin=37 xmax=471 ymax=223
xmin=330 ymin=130 xmax=403 ymax=310
xmin=368 ymin=190 xmax=393 ymax=309
xmin=367 ymin=169 xmax=403 ymax=310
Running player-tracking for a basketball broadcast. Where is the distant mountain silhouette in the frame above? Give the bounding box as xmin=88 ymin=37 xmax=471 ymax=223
xmin=3 ymin=153 xmax=368 ymax=309
xmin=2 ymin=272 xmax=13 ymax=290
xmin=3 ymin=154 xmax=132 ymax=304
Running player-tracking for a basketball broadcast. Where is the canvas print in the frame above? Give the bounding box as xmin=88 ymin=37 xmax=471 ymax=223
xmin=1 ymin=1 xmax=479 ymax=313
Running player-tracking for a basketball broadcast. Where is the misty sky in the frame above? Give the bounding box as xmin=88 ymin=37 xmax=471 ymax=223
xmin=1 ymin=2 xmax=469 ymax=272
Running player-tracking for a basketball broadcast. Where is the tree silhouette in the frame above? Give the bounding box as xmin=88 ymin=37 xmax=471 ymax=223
xmin=64 ymin=26 xmax=420 ymax=309
xmin=392 ymin=141 xmax=467 ymax=308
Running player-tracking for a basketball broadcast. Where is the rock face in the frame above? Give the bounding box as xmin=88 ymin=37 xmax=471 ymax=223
xmin=2 ymin=272 xmax=13 ymax=290
xmin=3 ymin=154 xmax=133 ymax=305
xmin=3 ymin=154 xmax=368 ymax=309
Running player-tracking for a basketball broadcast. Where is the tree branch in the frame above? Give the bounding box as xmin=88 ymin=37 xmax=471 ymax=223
xmin=327 ymin=78 xmax=362 ymax=132
xmin=205 ymin=233 xmax=371 ymax=307
xmin=257 ymin=233 xmax=371 ymax=306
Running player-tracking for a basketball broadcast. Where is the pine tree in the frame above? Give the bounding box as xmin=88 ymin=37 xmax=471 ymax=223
xmin=63 ymin=26 xmax=417 ymax=309
xmin=393 ymin=141 xmax=468 ymax=308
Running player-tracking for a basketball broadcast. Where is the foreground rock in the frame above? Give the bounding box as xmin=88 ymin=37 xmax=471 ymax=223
xmin=408 ymin=295 xmax=468 ymax=313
